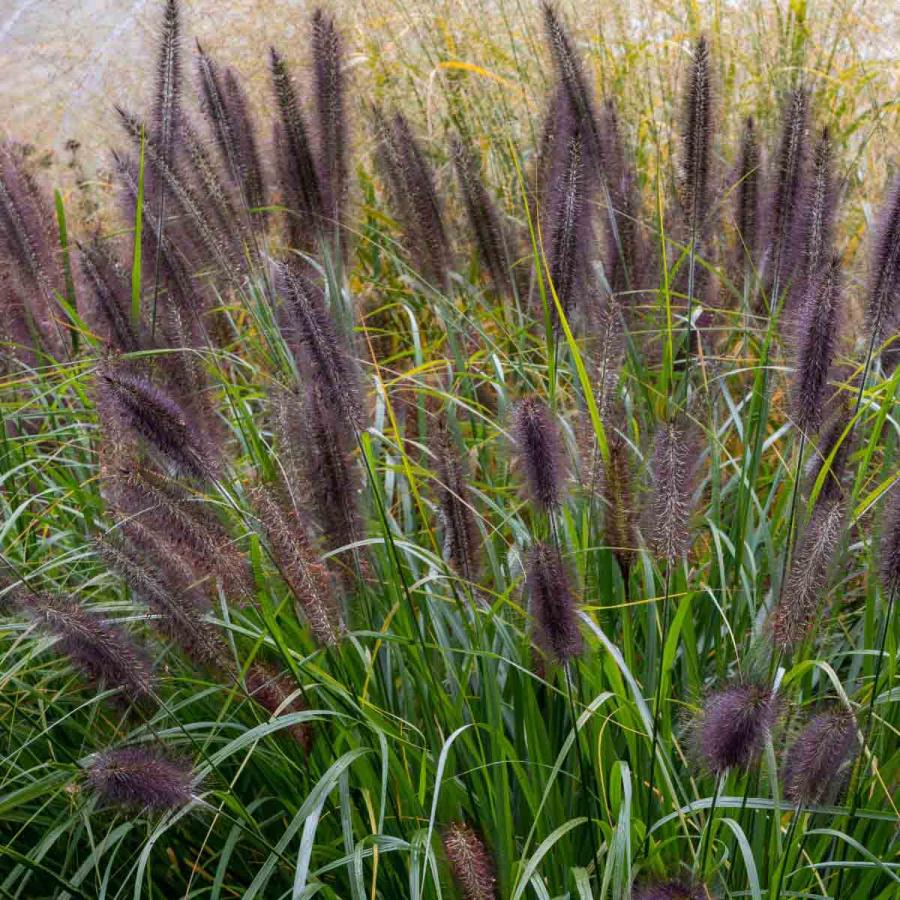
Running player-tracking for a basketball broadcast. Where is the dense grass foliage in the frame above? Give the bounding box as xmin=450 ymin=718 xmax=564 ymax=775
xmin=1 ymin=1 xmax=897 ymax=897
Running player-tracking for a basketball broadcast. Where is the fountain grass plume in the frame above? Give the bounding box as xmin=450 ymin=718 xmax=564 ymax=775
xmin=443 ymin=821 xmax=497 ymax=900
xmin=88 ymin=747 xmax=193 ymax=812
xmin=512 ymin=396 xmax=567 ymax=512
xmin=526 ymin=541 xmax=582 ymax=664
xmin=783 ymin=707 xmax=858 ymax=805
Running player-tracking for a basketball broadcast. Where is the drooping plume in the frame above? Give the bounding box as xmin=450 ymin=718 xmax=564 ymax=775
xmin=311 ymin=8 xmax=348 ymax=237
xmin=679 ymin=36 xmax=712 ymax=237
xmin=526 ymin=542 xmax=582 ymax=663
xmin=512 ymin=396 xmax=567 ymax=512
xmin=450 ymin=133 xmax=514 ymax=297
xmin=432 ymin=417 xmax=481 ymax=583
xmin=77 ymin=239 xmax=145 ymax=353
xmin=695 ymin=681 xmax=778 ymax=774
xmin=249 ymin=484 xmax=345 ymax=646
xmin=646 ymin=417 xmax=702 ymax=564
xmin=880 ymin=486 xmax=900 ymax=596
xmin=867 ymin=175 xmax=900 ymax=346
xmin=791 ymin=255 xmax=842 ymax=435
xmin=16 ymin=589 xmax=153 ymax=705
xmin=0 ymin=142 xmax=66 ymax=358
xmin=783 ymin=708 xmax=858 ymax=805
xmin=766 ymin=87 xmax=809 ymax=297
xmin=270 ymin=47 xmax=324 ymax=248
xmin=103 ymin=460 xmax=253 ymax=604
xmin=87 ymin=747 xmax=193 ymax=811
xmin=97 ymin=531 xmax=228 ymax=669
xmin=245 ymin=662 xmax=313 ymax=750
xmin=443 ymin=822 xmax=497 ymax=900
xmin=769 ymin=496 xmax=845 ymax=649
xmin=733 ymin=116 xmax=761 ymax=271
xmin=275 ymin=262 xmax=361 ymax=431
xmin=373 ymin=109 xmax=450 ymax=284
xmin=116 ymin=107 xmax=242 ymax=286
xmin=96 ymin=364 xmax=218 ymax=481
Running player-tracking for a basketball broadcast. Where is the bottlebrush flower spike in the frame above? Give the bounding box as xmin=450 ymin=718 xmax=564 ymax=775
xmin=246 ymin=662 xmax=313 ymax=751
xmin=249 ymin=484 xmax=345 ymax=646
xmin=513 ymin=396 xmax=567 ymax=512
xmin=695 ymin=681 xmax=778 ymax=774
xmin=769 ymin=496 xmax=845 ymax=649
xmin=880 ymin=486 xmax=900 ymax=596
xmin=97 ymin=531 xmax=228 ymax=670
xmin=867 ymin=175 xmax=900 ymax=346
xmin=679 ymin=36 xmax=712 ymax=234
xmin=603 ymin=420 xmax=637 ymax=577
xmin=432 ymin=417 xmax=481 ymax=583
xmin=804 ymin=404 xmax=853 ymax=503
xmin=311 ymin=8 xmax=348 ymax=237
xmin=632 ymin=881 xmax=708 ymax=900
xmin=443 ymin=822 xmax=497 ymax=900
xmin=766 ymin=87 xmax=809 ymax=295
xmin=151 ymin=0 xmax=181 ymax=177
xmin=783 ymin=707 xmax=858 ymax=805
xmin=733 ymin=116 xmax=761 ymax=270
xmin=450 ymin=133 xmax=514 ymax=297
xmin=222 ymin=66 xmax=266 ymax=219
xmin=647 ymin=417 xmax=702 ymax=564
xmin=17 ymin=589 xmax=154 ymax=705
xmin=88 ymin=747 xmax=193 ymax=811
xmin=797 ymin=128 xmax=836 ymax=299
xmin=270 ymin=46 xmax=324 ymax=247
xmin=526 ymin=542 xmax=582 ymax=663
xmin=276 ymin=262 xmax=361 ymax=431
xmin=791 ymin=254 xmax=842 ymax=435
xmin=96 ymin=364 xmax=218 ymax=481
xmin=77 ymin=239 xmax=145 ymax=353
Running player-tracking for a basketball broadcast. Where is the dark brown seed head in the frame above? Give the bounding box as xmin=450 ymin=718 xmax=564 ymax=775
xmin=679 ymin=36 xmax=712 ymax=230
xmin=868 ymin=175 xmax=900 ymax=345
xmin=603 ymin=420 xmax=637 ymax=577
xmin=695 ymin=681 xmax=777 ymax=774
xmin=513 ymin=396 xmax=567 ymax=512
xmin=880 ymin=485 xmax=900 ymax=596
xmin=632 ymin=880 xmax=708 ymax=900
xmin=769 ymin=497 xmax=845 ymax=649
xmin=443 ymin=821 xmax=497 ymax=900
xmin=88 ymin=747 xmax=193 ymax=811
xmin=783 ymin=707 xmax=858 ymax=805
xmin=18 ymin=589 xmax=154 ymax=705
xmin=733 ymin=116 xmax=761 ymax=270
xmin=647 ymin=418 xmax=702 ymax=563
xmin=526 ymin=542 xmax=582 ymax=664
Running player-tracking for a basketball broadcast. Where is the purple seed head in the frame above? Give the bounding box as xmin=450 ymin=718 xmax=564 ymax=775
xmin=443 ymin=821 xmax=497 ymax=900
xmin=513 ymin=396 xmax=567 ymax=511
xmin=783 ymin=707 xmax=858 ymax=805
xmin=632 ymin=880 xmax=708 ymax=900
xmin=88 ymin=747 xmax=193 ymax=811
xmin=867 ymin=175 xmax=900 ymax=345
xmin=526 ymin=542 xmax=582 ymax=664
xmin=880 ymin=486 xmax=900 ymax=596
xmin=695 ymin=681 xmax=778 ymax=774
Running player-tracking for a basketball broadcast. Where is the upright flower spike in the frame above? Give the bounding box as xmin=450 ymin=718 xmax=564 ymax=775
xmin=603 ymin=421 xmax=638 ymax=577
xmin=311 ymin=8 xmax=348 ymax=238
xmin=679 ymin=36 xmax=712 ymax=238
xmin=695 ymin=681 xmax=778 ymax=774
xmin=769 ymin=496 xmax=845 ymax=649
xmin=867 ymin=176 xmax=900 ymax=347
xmin=647 ymin=418 xmax=702 ymax=564
xmin=87 ymin=747 xmax=193 ymax=812
xmin=880 ymin=486 xmax=900 ymax=597
xmin=733 ymin=116 xmax=761 ymax=271
xmin=791 ymin=255 xmax=842 ymax=435
xmin=766 ymin=87 xmax=809 ymax=297
xmin=796 ymin=128 xmax=836 ymax=300
xmin=512 ymin=396 xmax=567 ymax=512
xmin=783 ymin=708 xmax=858 ymax=805
xmin=443 ymin=822 xmax=497 ymax=900
xmin=526 ymin=542 xmax=582 ymax=664
xmin=151 ymin=0 xmax=182 ymax=181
